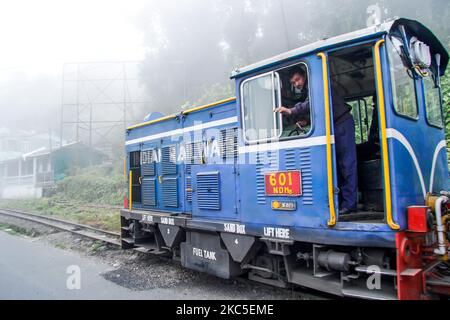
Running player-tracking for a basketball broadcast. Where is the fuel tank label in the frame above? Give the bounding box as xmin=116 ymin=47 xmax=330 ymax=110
xmin=264 ymin=170 xmax=302 ymax=197
xmin=192 ymin=247 xmax=217 ymax=261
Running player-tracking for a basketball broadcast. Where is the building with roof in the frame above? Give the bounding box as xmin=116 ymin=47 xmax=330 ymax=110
xmin=0 ymin=141 xmax=107 ymax=199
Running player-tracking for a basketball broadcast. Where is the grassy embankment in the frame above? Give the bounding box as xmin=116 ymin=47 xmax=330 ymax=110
xmin=0 ymin=165 xmax=125 ymax=232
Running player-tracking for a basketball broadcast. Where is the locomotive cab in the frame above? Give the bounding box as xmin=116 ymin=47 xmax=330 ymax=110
xmin=234 ymin=18 xmax=449 ymax=230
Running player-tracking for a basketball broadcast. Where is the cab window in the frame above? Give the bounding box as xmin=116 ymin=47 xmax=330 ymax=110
xmin=347 ymin=96 xmax=375 ymax=145
xmin=241 ymin=72 xmax=282 ymax=142
xmin=424 ymin=74 xmax=443 ymax=127
xmin=387 ymin=36 xmax=418 ymax=119
xmin=277 ymin=63 xmax=312 ymax=138
xmin=240 ymin=63 xmax=313 ymax=142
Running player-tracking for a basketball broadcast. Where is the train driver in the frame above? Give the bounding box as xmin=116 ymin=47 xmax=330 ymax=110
xmin=275 ymin=67 xmax=358 ymax=215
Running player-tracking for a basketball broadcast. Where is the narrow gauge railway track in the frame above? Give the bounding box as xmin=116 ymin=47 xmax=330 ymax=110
xmin=0 ymin=207 xmax=328 ymax=300
xmin=0 ymin=208 xmax=121 ymax=246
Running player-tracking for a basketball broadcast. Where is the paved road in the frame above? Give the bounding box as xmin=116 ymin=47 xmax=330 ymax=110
xmin=0 ymin=231 xmax=189 ymax=299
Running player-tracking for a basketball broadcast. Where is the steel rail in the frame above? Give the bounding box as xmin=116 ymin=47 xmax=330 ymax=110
xmin=0 ymin=208 xmax=120 ymax=245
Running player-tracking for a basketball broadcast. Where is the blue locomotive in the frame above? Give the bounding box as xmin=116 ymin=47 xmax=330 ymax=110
xmin=121 ymin=18 xmax=450 ymax=300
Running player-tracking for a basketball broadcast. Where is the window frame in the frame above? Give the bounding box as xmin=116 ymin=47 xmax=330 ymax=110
xmin=239 ymin=61 xmax=313 ymax=144
xmin=240 ymin=71 xmax=283 ymax=144
xmin=276 ymin=61 xmax=314 ymax=141
xmin=386 ymin=35 xmax=420 ymax=122
xmin=346 ymin=95 xmax=374 ymax=145
xmin=422 ymin=74 xmax=444 ymax=129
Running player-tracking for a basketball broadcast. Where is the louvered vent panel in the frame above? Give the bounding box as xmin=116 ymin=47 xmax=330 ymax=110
xmin=197 ymin=171 xmax=220 ymax=210
xmin=220 ymin=127 xmax=238 ymax=160
xmin=285 ymin=149 xmax=297 ymax=170
xmin=185 ymin=141 xmax=203 ymax=175
xmin=186 ymin=177 xmax=192 ymax=202
xmin=141 ymin=149 xmax=155 ymax=176
xmin=162 ymin=146 xmax=177 ymax=175
xmin=185 ymin=143 xmax=193 ymax=175
xmin=192 ymin=142 xmax=203 ymax=164
xmin=162 ymin=178 xmax=178 ymax=207
xmin=142 ymin=178 xmax=156 ymax=206
xmin=299 ymin=148 xmax=313 ymax=205
xmin=256 ymin=150 xmax=279 ymax=205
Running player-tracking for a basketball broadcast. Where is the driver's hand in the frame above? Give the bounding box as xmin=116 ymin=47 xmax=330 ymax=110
xmin=274 ymin=106 xmax=292 ymax=116
xmin=296 ymin=120 xmax=307 ymax=127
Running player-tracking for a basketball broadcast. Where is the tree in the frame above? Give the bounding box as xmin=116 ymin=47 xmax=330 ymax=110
xmin=136 ymin=0 xmax=450 ymax=119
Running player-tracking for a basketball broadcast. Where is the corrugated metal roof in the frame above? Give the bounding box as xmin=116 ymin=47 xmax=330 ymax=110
xmin=0 ymin=141 xmax=92 ymax=163
xmin=22 ymin=147 xmax=50 ymax=159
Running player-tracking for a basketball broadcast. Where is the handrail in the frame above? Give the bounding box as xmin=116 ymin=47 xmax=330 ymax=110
xmin=317 ymin=52 xmax=336 ymax=227
xmin=129 ymin=170 xmax=133 ymax=211
xmin=127 ymin=114 xmax=177 ymax=131
xmin=126 ymin=97 xmax=236 ymax=131
xmin=374 ymin=39 xmax=400 ymax=230
xmin=181 ymin=97 xmax=236 ymax=115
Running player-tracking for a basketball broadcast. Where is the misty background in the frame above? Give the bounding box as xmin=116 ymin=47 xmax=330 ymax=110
xmin=0 ymin=0 xmax=449 ymax=160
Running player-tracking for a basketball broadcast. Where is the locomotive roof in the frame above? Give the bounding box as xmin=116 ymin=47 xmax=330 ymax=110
xmin=127 ymin=97 xmax=236 ymax=131
xmin=231 ymin=18 xmax=449 ymax=78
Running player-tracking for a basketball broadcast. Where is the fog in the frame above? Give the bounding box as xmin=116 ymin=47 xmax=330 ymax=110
xmin=0 ymin=0 xmax=448 ymax=158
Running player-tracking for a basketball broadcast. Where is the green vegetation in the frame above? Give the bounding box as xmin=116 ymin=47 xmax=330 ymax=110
xmin=54 ymin=243 xmax=66 ymax=250
xmin=89 ymin=240 xmax=105 ymax=253
xmin=55 ymin=165 xmax=125 ymax=205
xmin=0 ymin=164 xmax=125 ymax=232
xmin=0 ymin=198 xmax=121 ymax=232
xmin=0 ymin=223 xmax=37 ymax=237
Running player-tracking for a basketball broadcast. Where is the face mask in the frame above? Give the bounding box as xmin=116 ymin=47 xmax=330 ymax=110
xmin=294 ymin=86 xmax=303 ymax=93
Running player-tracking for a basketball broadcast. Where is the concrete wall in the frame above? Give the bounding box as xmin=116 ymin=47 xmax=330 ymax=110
xmin=0 ymin=183 xmax=43 ymax=199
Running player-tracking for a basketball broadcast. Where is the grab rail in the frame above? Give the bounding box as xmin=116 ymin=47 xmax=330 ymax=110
xmin=374 ymin=39 xmax=400 ymax=230
xmin=317 ymin=52 xmax=337 ymax=227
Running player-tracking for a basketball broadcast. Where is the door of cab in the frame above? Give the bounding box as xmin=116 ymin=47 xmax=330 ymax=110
xmin=158 ymin=141 xmax=181 ymax=211
xmin=379 ymin=31 xmax=449 ymax=229
xmin=140 ymin=139 xmax=182 ymax=212
xmin=235 ymin=56 xmax=339 ymax=229
xmin=129 ymin=150 xmax=142 ymax=205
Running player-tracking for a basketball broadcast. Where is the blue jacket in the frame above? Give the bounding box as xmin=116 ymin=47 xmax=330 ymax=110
xmin=290 ymin=90 xmax=351 ymax=126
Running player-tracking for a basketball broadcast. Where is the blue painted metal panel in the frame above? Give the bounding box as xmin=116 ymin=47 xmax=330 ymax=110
xmin=142 ymin=177 xmax=157 ymax=206
xmin=186 ymin=176 xmax=192 ymax=203
xmin=158 ymin=140 xmax=181 ymax=211
xmin=235 ymin=54 xmax=340 ymax=230
xmin=181 ymin=100 xmax=238 ymax=214
xmin=192 ymin=164 xmax=237 ymax=220
xmin=196 ymin=171 xmax=221 ymax=210
xmin=141 ymin=149 xmax=156 ymax=176
xmin=380 ymin=38 xmax=450 ymax=230
xmin=161 ymin=145 xmax=177 ymax=175
xmin=125 ymin=99 xmax=238 ymax=215
xmin=162 ymin=177 xmax=178 ymax=208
